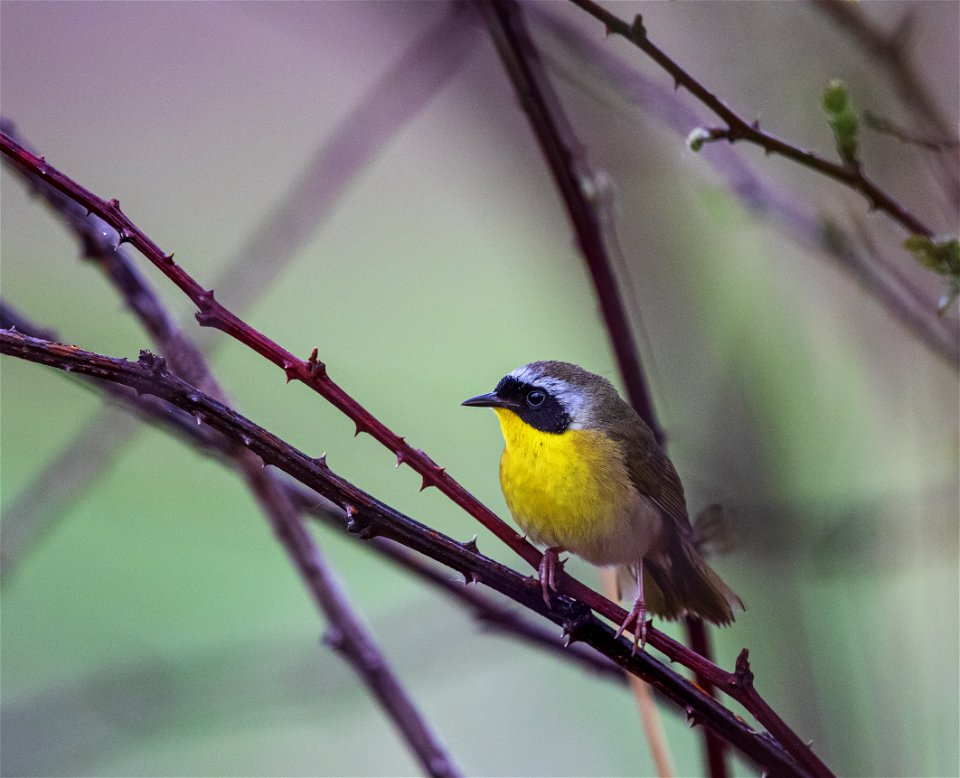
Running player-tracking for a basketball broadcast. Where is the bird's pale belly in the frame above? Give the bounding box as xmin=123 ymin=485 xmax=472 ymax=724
xmin=494 ymin=410 xmax=663 ymax=565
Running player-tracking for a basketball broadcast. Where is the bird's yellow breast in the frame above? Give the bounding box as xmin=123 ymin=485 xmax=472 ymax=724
xmin=493 ymin=407 xmax=639 ymax=564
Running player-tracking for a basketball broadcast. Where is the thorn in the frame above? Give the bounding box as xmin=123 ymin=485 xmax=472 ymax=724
xmin=734 ymin=648 xmax=754 ymax=689
xmin=673 ymin=79 xmax=681 ymax=91
xmin=323 ymin=626 xmax=345 ymax=652
xmin=164 ymin=252 xmax=175 ymax=264
xmin=685 ymin=706 xmax=699 ymax=727
xmin=282 ymin=361 xmax=299 ymax=383
xmin=559 ymin=606 xmax=593 ymax=647
xmin=559 ymin=622 xmax=581 ymax=648
xmin=107 ymin=198 xmax=121 ymax=210
xmin=462 ymin=535 xmax=479 ymax=555
xmin=461 ymin=570 xmax=479 ymax=586
xmin=344 ymin=505 xmax=375 ymax=539
xmin=194 ymin=289 xmax=219 ymax=327
xmin=629 ymin=14 xmax=645 ymax=39
xmin=314 ymin=452 xmax=327 ymax=467
xmin=395 ymin=450 xmax=405 ymax=468
xmin=419 ymin=474 xmax=433 ymax=492
xmin=354 ymin=421 xmax=366 ymax=437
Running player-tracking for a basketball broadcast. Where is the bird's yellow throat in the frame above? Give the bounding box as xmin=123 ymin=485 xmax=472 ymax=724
xmin=492 ymin=407 xmax=634 ymax=555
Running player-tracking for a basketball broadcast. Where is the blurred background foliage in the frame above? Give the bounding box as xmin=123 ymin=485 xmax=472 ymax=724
xmin=1 ymin=2 xmax=957 ymax=776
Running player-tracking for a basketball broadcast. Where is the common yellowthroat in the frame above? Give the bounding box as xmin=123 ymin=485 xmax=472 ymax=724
xmin=463 ymin=361 xmax=743 ymax=647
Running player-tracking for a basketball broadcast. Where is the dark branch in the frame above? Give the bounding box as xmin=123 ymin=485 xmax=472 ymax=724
xmin=0 ymin=328 xmax=808 ymax=777
xmin=0 ymin=128 xmax=828 ymax=776
xmin=0 ymin=301 xmax=622 ymax=684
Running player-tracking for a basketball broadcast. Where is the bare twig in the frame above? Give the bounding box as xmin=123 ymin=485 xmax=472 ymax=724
xmin=478 ymin=0 xmax=662 ymax=441
xmin=248 ymin=466 xmax=460 ymax=778
xmin=0 ymin=129 xmax=831 ymax=777
xmin=0 ymin=328 xmax=809 ymax=776
xmin=567 ymin=0 xmax=939 ymax=243
xmin=863 ymin=111 xmax=960 ymax=153
xmin=531 ymin=6 xmax=959 ymax=365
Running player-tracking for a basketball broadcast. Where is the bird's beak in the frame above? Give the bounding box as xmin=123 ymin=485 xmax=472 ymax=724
xmin=461 ymin=391 xmax=516 ymax=409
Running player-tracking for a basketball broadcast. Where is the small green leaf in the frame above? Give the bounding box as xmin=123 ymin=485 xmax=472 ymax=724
xmin=904 ymin=235 xmax=960 ymax=276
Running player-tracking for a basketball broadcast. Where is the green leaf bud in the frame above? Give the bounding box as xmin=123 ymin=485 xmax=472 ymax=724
xmin=822 ymin=80 xmax=849 ymax=114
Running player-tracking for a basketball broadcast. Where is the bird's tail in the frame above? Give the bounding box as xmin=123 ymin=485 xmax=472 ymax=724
xmin=621 ymin=538 xmax=744 ymax=625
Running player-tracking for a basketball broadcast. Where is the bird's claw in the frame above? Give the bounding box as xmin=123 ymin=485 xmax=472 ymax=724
xmin=539 ymin=547 xmax=565 ymax=607
xmin=615 ymin=597 xmax=648 ymax=654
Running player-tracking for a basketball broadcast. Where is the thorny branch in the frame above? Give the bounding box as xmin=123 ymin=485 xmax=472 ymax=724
xmin=1 ymin=152 xmax=461 ymax=777
xmin=0 ymin=7 xmax=482 ymax=574
xmin=0 ymin=328 xmax=807 ymax=777
xmin=0 ymin=129 xmax=830 ymax=776
xmin=0 ymin=301 xmax=624 ymax=685
xmin=567 ymin=0 xmax=941 ymax=244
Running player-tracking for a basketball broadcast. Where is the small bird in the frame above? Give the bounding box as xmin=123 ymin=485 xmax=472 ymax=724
xmin=463 ymin=360 xmax=743 ymax=648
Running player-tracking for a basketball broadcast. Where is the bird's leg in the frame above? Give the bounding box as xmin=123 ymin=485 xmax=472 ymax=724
xmin=539 ymin=546 xmax=565 ymax=607
xmin=615 ymin=561 xmax=647 ymax=653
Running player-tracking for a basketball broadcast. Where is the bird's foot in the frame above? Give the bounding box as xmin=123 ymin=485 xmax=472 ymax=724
xmin=615 ymin=595 xmax=649 ymax=654
xmin=539 ymin=547 xmax=565 ymax=607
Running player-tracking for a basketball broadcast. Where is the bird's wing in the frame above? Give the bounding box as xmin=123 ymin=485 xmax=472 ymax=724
xmin=609 ymin=423 xmax=694 ymax=540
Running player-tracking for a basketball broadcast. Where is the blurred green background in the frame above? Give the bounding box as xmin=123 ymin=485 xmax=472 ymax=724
xmin=2 ymin=2 xmax=957 ymax=776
